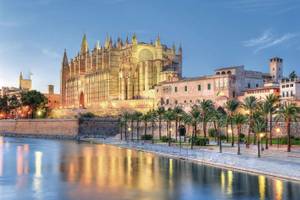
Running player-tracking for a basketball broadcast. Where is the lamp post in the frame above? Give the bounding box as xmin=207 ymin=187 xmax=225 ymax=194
xmin=258 ymin=132 xmax=265 ymax=158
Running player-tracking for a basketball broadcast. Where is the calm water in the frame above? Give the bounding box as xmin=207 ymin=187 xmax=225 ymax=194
xmin=0 ymin=137 xmax=300 ymax=200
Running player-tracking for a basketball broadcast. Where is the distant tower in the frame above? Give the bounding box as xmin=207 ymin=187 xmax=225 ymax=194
xmin=48 ymin=85 xmax=54 ymax=95
xmin=19 ymin=72 xmax=32 ymax=91
xmin=269 ymin=57 xmax=283 ymax=83
xmin=81 ymin=34 xmax=89 ymax=53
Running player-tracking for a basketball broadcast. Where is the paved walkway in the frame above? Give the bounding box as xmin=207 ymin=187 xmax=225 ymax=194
xmin=81 ymin=137 xmax=300 ymax=182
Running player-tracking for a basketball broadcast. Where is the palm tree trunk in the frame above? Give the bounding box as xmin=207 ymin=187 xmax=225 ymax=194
xmin=137 ymin=121 xmax=140 ymax=140
xmin=125 ymin=122 xmax=128 ymax=141
xmin=269 ymin=113 xmax=273 ymax=146
xmin=175 ymin=119 xmax=178 ymax=142
xmin=287 ymin=120 xmax=291 ymax=152
xmin=120 ymin=123 xmax=123 ymax=140
xmin=203 ymin=121 xmax=207 ymax=138
xmin=144 ymin=122 xmax=147 ymax=137
xmin=247 ymin=118 xmax=251 ymax=147
xmin=218 ymin=129 xmax=222 ymax=153
xmin=226 ymin=123 xmax=229 ymax=143
xmin=265 ymin=117 xmax=268 ymax=149
xmin=168 ymin=121 xmax=171 ymax=147
xmin=131 ymin=120 xmax=134 ymax=141
xmin=231 ymin=121 xmax=234 ymax=147
xmin=159 ymin=118 xmax=162 ymax=139
xmin=151 ymin=121 xmax=155 ymax=144
xmin=237 ymin=126 xmax=241 ymax=155
xmin=191 ymin=124 xmax=196 ymax=149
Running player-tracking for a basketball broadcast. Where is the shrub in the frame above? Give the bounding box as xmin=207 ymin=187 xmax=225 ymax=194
xmin=208 ymin=128 xmax=217 ymax=137
xmin=80 ymin=112 xmax=97 ymax=118
xmin=141 ymin=134 xmax=153 ymax=140
xmin=220 ymin=134 xmax=227 ymax=141
xmin=190 ymin=137 xmax=209 ymax=146
xmin=160 ymin=136 xmax=175 ymax=143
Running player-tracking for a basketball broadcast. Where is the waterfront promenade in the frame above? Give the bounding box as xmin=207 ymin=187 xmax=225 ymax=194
xmin=82 ymin=137 xmax=300 ymax=182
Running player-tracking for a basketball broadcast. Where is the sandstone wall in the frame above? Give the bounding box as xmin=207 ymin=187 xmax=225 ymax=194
xmin=0 ymin=118 xmax=120 ymax=139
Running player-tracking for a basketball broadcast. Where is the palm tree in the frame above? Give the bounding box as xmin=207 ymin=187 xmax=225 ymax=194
xmin=210 ymin=107 xmax=227 ymax=153
xmin=173 ymin=106 xmax=184 ymax=142
xmin=242 ymin=96 xmax=258 ymax=145
xmin=253 ymin=117 xmax=267 ymax=158
xmin=233 ymin=113 xmax=248 ymax=155
xmin=275 ymin=103 xmax=300 ymax=152
xmin=265 ymin=94 xmax=280 ymax=146
xmin=258 ymin=101 xmax=270 ymax=149
xmin=141 ymin=112 xmax=151 ymax=138
xmin=187 ymin=105 xmax=201 ymax=149
xmin=199 ymin=100 xmax=213 ymax=139
xmin=156 ymin=107 xmax=165 ymax=140
xmin=132 ymin=111 xmax=143 ymax=141
xmin=149 ymin=110 xmax=158 ymax=144
xmin=224 ymin=99 xmax=240 ymax=147
xmin=122 ymin=112 xmax=131 ymax=141
xmin=163 ymin=109 xmax=176 ymax=146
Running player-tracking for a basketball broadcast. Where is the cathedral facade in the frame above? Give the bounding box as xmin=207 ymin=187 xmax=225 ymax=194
xmin=60 ymin=34 xmax=182 ymax=114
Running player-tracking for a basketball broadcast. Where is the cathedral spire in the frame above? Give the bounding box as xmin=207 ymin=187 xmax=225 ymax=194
xmin=132 ymin=33 xmax=137 ymax=45
xmin=95 ymin=41 xmax=100 ymax=50
xmin=81 ymin=34 xmax=89 ymax=53
xmin=105 ymin=34 xmax=110 ymax=49
xmin=178 ymin=44 xmax=182 ymax=55
xmin=62 ymin=49 xmax=69 ymax=67
xmin=155 ymin=34 xmax=161 ymax=47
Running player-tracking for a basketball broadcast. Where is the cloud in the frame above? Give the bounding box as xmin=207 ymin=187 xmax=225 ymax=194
xmin=243 ymin=30 xmax=298 ymax=53
xmin=41 ymin=48 xmax=60 ymax=58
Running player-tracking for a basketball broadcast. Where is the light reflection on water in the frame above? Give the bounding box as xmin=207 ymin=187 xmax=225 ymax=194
xmin=0 ymin=136 xmax=299 ymax=200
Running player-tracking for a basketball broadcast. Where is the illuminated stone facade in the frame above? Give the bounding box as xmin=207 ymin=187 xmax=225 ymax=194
xmin=61 ymin=34 xmax=182 ymax=113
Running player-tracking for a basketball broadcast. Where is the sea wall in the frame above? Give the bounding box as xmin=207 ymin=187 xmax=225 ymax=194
xmin=0 ymin=118 xmax=119 ymax=139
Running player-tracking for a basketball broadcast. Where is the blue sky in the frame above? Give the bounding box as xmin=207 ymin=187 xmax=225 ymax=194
xmin=0 ymin=0 xmax=300 ymax=93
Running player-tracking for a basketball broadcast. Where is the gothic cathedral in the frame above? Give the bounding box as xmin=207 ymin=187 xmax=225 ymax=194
xmin=60 ymin=34 xmax=182 ymax=114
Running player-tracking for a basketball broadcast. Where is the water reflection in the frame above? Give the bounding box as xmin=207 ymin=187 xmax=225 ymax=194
xmin=0 ymin=137 xmax=299 ymax=200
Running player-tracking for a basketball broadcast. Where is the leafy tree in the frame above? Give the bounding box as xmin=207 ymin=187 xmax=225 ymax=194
xmin=289 ymin=71 xmax=298 ymax=80
xmin=8 ymin=95 xmax=20 ymax=117
xmin=233 ymin=113 xmax=248 ymax=155
xmin=0 ymin=95 xmax=9 ymax=117
xmin=242 ymin=96 xmax=258 ymax=145
xmin=224 ymin=99 xmax=240 ymax=146
xmin=21 ymin=90 xmax=47 ymax=118
xmin=148 ymin=110 xmax=158 ymax=144
xmin=275 ymin=103 xmax=300 ymax=152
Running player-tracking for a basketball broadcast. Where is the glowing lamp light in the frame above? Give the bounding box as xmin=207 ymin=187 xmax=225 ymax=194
xmin=128 ymin=127 xmax=132 ymax=132
xmin=276 ymin=128 xmax=281 ymax=133
xmin=37 ymin=110 xmax=42 ymax=116
xmin=228 ymin=128 xmax=233 ymax=134
xmin=259 ymin=133 xmax=265 ymax=138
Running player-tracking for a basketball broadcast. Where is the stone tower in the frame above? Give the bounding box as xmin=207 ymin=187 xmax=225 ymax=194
xmin=19 ymin=72 xmax=32 ymax=91
xmin=269 ymin=57 xmax=283 ymax=83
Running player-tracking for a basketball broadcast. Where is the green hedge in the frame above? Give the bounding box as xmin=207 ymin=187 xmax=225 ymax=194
xmin=189 ymin=137 xmax=209 ymax=146
xmin=141 ymin=134 xmax=153 ymax=140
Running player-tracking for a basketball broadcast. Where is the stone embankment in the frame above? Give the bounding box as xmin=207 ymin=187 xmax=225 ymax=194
xmin=0 ymin=118 xmax=119 ymax=139
xmin=82 ymin=137 xmax=300 ymax=182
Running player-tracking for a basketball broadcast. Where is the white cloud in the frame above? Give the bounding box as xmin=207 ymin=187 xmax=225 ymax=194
xmin=243 ymin=30 xmax=298 ymax=53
